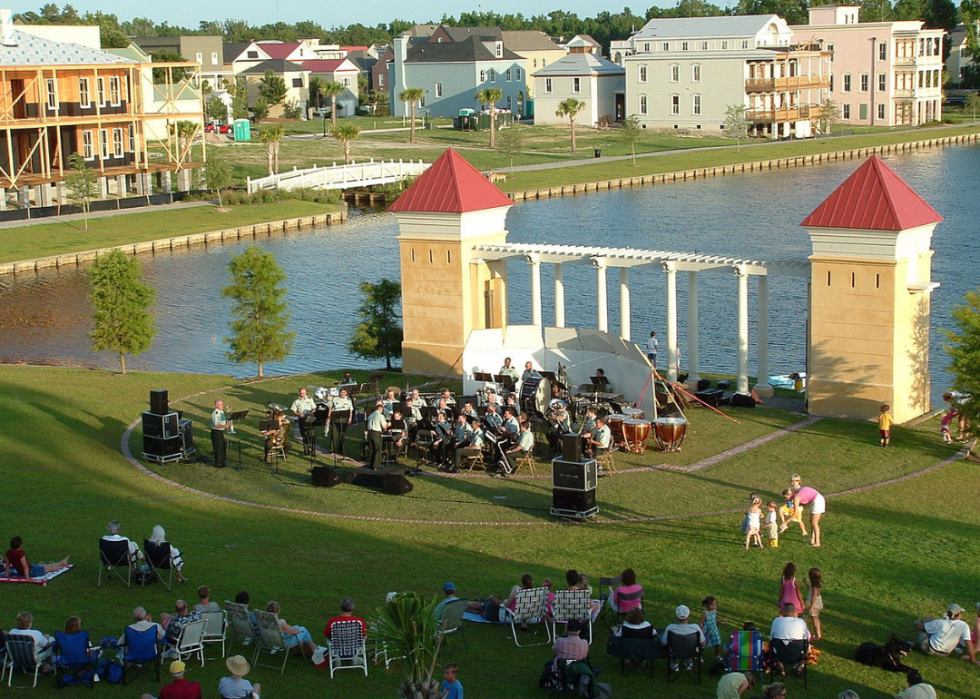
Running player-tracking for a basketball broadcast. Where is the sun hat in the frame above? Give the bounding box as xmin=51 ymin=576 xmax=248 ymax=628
xmin=443 ymin=582 xmax=456 ymax=593
xmin=226 ymin=655 xmax=250 ymax=676
xmin=948 ymin=603 xmax=965 ymax=615
xmin=675 ymin=605 xmax=691 ymax=619
xmin=169 ymin=660 xmax=185 ymax=675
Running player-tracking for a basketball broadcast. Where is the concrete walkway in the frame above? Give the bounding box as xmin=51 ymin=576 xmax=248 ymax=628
xmin=0 ymin=199 xmax=217 ymax=230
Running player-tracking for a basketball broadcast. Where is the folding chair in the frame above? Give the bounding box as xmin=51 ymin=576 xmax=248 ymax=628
xmin=552 ymin=658 xmax=598 ymax=699
xmin=199 ymin=610 xmax=227 ymax=659
xmin=326 ymin=620 xmax=367 ymax=678
xmin=460 ymin=449 xmax=484 ymax=472
xmin=605 ymin=634 xmax=662 ymax=677
xmin=3 ymin=632 xmax=52 ymax=688
xmin=514 ymin=450 xmax=536 ymax=475
xmin=550 ymin=589 xmax=593 ymax=645
xmin=121 ymin=626 xmax=161 ymax=686
xmin=142 ymin=540 xmax=174 ymax=591
xmin=172 ymin=619 xmax=206 ymax=667
xmin=665 ymin=631 xmax=702 ymax=684
xmin=769 ymin=638 xmax=809 ymax=687
xmin=436 ymin=600 xmax=468 ymax=651
xmin=597 ymin=576 xmax=621 ymax=627
xmin=727 ymin=629 xmax=765 ymax=679
xmin=223 ymin=602 xmax=258 ymax=661
xmin=608 ymin=588 xmax=643 ymax=623
xmin=97 ymin=538 xmax=135 ymax=589
xmin=501 ymin=587 xmax=552 ymax=648
xmin=54 ymin=630 xmax=98 ymax=689
xmin=252 ymin=610 xmax=302 ymax=675
xmin=597 ymin=445 xmax=618 ymax=474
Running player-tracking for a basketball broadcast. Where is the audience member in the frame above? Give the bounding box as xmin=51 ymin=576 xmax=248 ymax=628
xmin=616 ymin=607 xmax=657 ymax=640
xmin=234 ymin=591 xmax=259 ymax=635
xmin=63 ymin=616 xmax=100 ymax=662
xmin=553 ymin=619 xmax=589 ymax=662
xmin=895 ymin=669 xmax=936 ymax=699
xmin=266 ymin=601 xmax=318 ymax=655
xmin=140 ymin=661 xmax=202 ymax=699
xmin=195 ymin=585 xmax=220 ymax=612
xmin=102 ymin=520 xmax=143 ymax=562
xmin=148 ymin=526 xmax=186 ymax=583
xmin=324 ymin=598 xmax=367 ymax=638
xmin=435 ymin=582 xmax=460 ymax=621
xmin=761 ymin=682 xmax=787 ymax=698
xmin=717 ymin=671 xmax=755 ymax=699
xmin=770 ymin=603 xmax=811 ymax=642
xmin=915 ymin=603 xmax=979 ymax=663
xmin=442 ymin=662 xmax=463 ymax=699
xmin=118 ymin=606 xmax=166 ymax=647
xmin=9 ymin=611 xmax=54 ymax=673
xmin=612 ymin=568 xmax=643 ymax=614
xmin=664 ymin=605 xmax=707 ymax=647
xmin=466 ymin=573 xmax=534 ymax=626
xmin=161 ymin=599 xmax=201 ymax=647
xmin=4 ymin=536 xmax=69 ymax=580
xmin=838 ymin=692 xmax=860 ymax=699
xmin=219 ymin=656 xmax=261 ymax=699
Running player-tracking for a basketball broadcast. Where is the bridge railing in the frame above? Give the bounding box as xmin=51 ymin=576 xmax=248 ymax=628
xmin=246 ymin=158 xmax=429 ymax=193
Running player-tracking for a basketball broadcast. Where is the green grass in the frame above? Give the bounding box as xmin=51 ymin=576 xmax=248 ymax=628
xmin=0 ymin=201 xmax=339 ymax=264
xmin=1 ymin=364 xmax=976 ymax=699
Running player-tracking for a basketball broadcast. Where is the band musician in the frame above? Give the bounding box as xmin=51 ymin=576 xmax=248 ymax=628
xmin=505 ymin=421 xmax=535 ymax=472
xmin=430 ymin=412 xmax=454 ymax=466
xmin=364 ymin=403 xmax=388 ymax=470
xmin=405 ymin=388 xmax=426 ymax=441
xmin=291 ymin=388 xmax=317 ymax=456
xmin=588 ymin=417 xmax=612 ymax=458
xmin=521 ymin=361 xmax=541 ymax=384
xmin=548 ymin=405 xmax=571 ymax=454
xmin=261 ymin=408 xmax=290 ymax=463
xmin=499 ymin=357 xmax=519 ymax=383
xmin=329 ymin=388 xmax=354 ymax=457
xmin=482 ymin=403 xmax=503 ymax=433
xmin=211 ymin=399 xmax=228 ymax=468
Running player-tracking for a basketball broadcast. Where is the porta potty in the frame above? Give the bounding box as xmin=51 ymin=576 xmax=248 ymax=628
xmin=233 ymin=119 xmax=252 ymax=142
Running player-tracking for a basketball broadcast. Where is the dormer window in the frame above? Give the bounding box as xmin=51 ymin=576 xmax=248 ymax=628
xmin=247 ymin=50 xmax=258 ymax=59
xmin=495 ymin=42 xmax=502 ymax=58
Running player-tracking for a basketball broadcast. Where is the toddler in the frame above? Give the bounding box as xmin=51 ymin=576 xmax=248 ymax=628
xmin=744 ymin=496 xmax=762 ymax=550
xmin=804 ymin=567 xmax=823 ymax=640
xmin=940 ymin=408 xmax=958 ymax=443
xmin=741 ymin=491 xmax=759 ymax=533
xmin=878 ymin=404 xmax=893 ymax=447
xmin=700 ymin=595 xmax=728 ymax=658
xmin=779 ymin=489 xmax=808 ymax=537
xmin=765 ymin=501 xmax=780 ymax=547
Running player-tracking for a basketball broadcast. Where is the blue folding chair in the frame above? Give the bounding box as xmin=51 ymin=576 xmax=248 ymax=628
xmin=54 ymin=631 xmax=98 ymax=689
xmin=121 ymin=627 xmax=160 ymax=685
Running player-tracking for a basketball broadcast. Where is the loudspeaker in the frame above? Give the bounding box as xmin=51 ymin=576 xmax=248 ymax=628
xmin=552 ymin=488 xmax=596 ymax=512
xmin=143 ymin=412 xmax=179 ymax=439
xmin=178 ymin=419 xmax=195 ymax=455
xmin=697 ymin=378 xmax=711 ymax=392
xmin=731 ymin=393 xmax=757 ymax=409
xmin=562 ymin=433 xmax=583 ymax=463
xmin=552 ymin=458 xmax=598 ymax=491
xmin=383 ymin=473 xmax=414 ymax=496
xmin=311 ymin=466 xmax=341 ymax=488
xmin=142 ymin=435 xmax=183 ymax=458
xmin=693 ymin=389 xmax=724 ymax=407
xmin=149 ymin=389 xmax=169 ymax=416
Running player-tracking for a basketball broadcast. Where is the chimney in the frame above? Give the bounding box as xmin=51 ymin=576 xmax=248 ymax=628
xmin=1 ymin=9 xmax=16 ymax=47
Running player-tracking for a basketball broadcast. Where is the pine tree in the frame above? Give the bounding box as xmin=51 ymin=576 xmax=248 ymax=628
xmin=89 ymin=249 xmax=156 ymax=375
xmin=223 ymin=246 xmax=295 ymax=378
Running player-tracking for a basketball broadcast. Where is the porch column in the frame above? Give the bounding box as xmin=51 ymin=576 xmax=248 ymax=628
xmin=735 ymin=264 xmax=750 ymax=395
xmin=160 ymin=170 xmax=172 ymax=194
xmin=97 ymin=177 xmax=108 ymax=200
xmin=0 ymin=188 xmax=6 ymax=210
xmin=593 ymin=256 xmax=608 ymax=333
xmin=554 ymin=263 xmax=565 ymax=328
xmin=37 ymin=184 xmax=52 ymax=207
xmin=687 ymin=271 xmax=700 ymax=386
xmin=619 ymin=267 xmax=631 ymax=342
xmin=143 ymin=172 xmax=153 ymax=196
xmin=663 ymin=261 xmax=678 ymax=382
xmin=527 ymin=253 xmax=542 ymax=327
xmin=754 ymin=275 xmax=773 ymax=397
xmin=115 ymin=174 xmax=127 ymax=196
xmin=18 ymin=187 xmax=31 ymax=208
xmin=55 ymin=182 xmax=66 ymax=204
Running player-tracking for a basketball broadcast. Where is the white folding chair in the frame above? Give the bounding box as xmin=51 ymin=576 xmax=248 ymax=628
xmin=173 ymin=619 xmax=206 ymax=667
xmin=252 ymin=610 xmax=301 ymax=675
xmin=200 ymin=610 xmax=227 ymax=658
xmin=223 ymin=602 xmax=257 ymax=660
xmin=3 ymin=632 xmax=52 ymax=687
xmin=501 ymin=587 xmax=552 ymax=648
xmin=550 ymin=589 xmax=594 ymax=645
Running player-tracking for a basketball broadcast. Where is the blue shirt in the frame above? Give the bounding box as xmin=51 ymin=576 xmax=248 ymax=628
xmin=442 ymin=679 xmax=463 ymax=699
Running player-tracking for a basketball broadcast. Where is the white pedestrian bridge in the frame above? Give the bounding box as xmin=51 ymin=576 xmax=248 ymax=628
xmin=246 ymin=158 xmax=430 ymax=194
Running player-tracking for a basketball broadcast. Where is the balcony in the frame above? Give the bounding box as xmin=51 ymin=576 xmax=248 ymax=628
xmin=745 ymin=75 xmax=831 ymax=93
xmin=892 ymin=88 xmax=915 ymax=98
xmin=893 ymin=56 xmax=916 ymax=66
xmin=747 ymin=104 xmax=818 ymax=122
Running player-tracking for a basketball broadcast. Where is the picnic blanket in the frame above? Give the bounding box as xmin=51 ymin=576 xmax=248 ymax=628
xmin=464 ymin=611 xmax=507 ymax=624
xmin=0 ymin=564 xmax=74 ymax=586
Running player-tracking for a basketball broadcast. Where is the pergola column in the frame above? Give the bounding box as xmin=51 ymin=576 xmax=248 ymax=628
xmin=687 ymin=271 xmax=700 ymax=386
xmin=663 ymin=261 xmax=678 ymax=382
xmin=554 ymin=263 xmax=565 ymax=328
xmin=619 ymin=267 xmax=631 ymax=341
xmin=735 ymin=264 xmax=750 ymax=395
xmin=527 ymin=253 xmax=542 ymax=327
xmin=754 ymin=275 xmax=773 ymax=397
xmin=593 ymin=256 xmax=608 ymax=333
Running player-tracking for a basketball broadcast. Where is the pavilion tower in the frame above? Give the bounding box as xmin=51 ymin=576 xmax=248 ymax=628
xmin=801 ymin=156 xmax=942 ymax=423
xmin=389 ymin=149 xmax=514 ymax=376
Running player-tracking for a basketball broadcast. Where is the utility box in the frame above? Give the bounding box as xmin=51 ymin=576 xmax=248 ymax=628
xmin=233 ymin=118 xmax=251 ymax=142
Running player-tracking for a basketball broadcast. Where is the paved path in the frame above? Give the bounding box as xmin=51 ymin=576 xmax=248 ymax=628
xmin=0 ymin=199 xmax=217 ymax=230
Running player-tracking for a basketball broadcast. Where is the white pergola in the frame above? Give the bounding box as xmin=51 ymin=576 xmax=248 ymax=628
xmin=472 ymin=243 xmax=810 ymax=395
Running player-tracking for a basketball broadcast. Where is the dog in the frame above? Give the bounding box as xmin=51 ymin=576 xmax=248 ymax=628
xmin=855 ymin=633 xmax=914 ymax=672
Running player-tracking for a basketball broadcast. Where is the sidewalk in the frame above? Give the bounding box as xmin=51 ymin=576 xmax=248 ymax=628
xmin=0 ymin=199 xmax=217 ymax=230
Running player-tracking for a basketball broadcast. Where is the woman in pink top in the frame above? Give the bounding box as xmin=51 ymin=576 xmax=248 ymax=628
xmin=790 ymin=473 xmax=826 ymax=547
xmin=613 ymin=568 xmax=643 ymax=613
xmin=777 ymin=561 xmax=805 ymax=614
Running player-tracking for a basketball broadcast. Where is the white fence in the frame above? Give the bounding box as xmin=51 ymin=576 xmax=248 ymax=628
xmin=246 ymin=158 xmax=429 ymax=193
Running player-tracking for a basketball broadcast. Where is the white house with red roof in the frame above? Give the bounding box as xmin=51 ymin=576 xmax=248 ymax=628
xmin=296 ymin=58 xmax=360 ymax=116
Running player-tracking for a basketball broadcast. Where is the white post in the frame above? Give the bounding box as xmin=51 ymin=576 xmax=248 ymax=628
xmin=527 ymin=253 xmax=542 ymax=327
xmin=663 ymin=261 xmax=678 ymax=382
xmin=735 ymin=264 xmax=750 ymax=395
xmin=594 ymin=257 xmax=608 ymax=333
xmin=554 ymin=263 xmax=565 ymax=328
xmin=619 ymin=267 xmax=631 ymax=341
xmin=754 ymin=274 xmax=773 ymax=397
xmin=687 ymin=271 xmax=700 ymax=387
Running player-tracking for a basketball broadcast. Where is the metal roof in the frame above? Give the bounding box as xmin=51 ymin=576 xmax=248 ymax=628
xmin=388 ymin=148 xmax=514 ymax=214
xmin=532 ymin=53 xmax=625 ymax=77
xmin=0 ymin=29 xmax=136 ymax=66
xmin=633 ymin=15 xmax=782 ymax=40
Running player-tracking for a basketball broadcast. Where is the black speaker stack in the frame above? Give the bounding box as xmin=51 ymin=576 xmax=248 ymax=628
xmin=313 ymin=466 xmax=413 ymax=495
xmin=550 ymin=448 xmax=598 ymax=520
xmin=142 ymin=389 xmax=191 ymax=464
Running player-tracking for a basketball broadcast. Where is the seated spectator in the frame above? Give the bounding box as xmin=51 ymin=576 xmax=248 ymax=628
xmin=62 ymin=616 xmax=100 ymax=661
xmin=553 ymin=619 xmax=589 ymax=662
xmin=4 ymin=536 xmax=69 ymax=580
xmin=194 ymin=585 xmax=220 ymax=613
xmin=895 ymin=669 xmax=936 ymax=699
xmin=613 ymin=568 xmax=643 ymax=613
xmin=102 ymin=520 xmax=143 ymax=562
xmin=219 ymin=655 xmax=261 ymax=699
xmin=664 ymin=605 xmax=707 ymax=646
xmin=466 ymin=573 xmax=534 ymax=626
xmin=148 ymin=526 xmax=186 ymax=583
xmin=324 ymin=598 xmax=367 ymax=639
xmin=717 ymin=671 xmax=755 ymax=699
xmin=266 ymin=601 xmax=318 ymax=655
xmin=235 ymin=591 xmax=259 ymax=635
xmin=616 ymin=607 xmax=657 ymax=640
xmin=915 ymin=603 xmax=979 ymax=663
xmin=9 ymin=611 xmax=55 ymax=673
xmin=434 ymin=582 xmax=460 ymax=621
xmin=118 ymin=606 xmax=166 ymax=647
xmin=161 ymin=600 xmax=201 ymax=647
xmin=140 ymin=660 xmax=202 ymax=699
xmin=770 ymin=603 xmax=811 ymax=642
xmin=761 ymin=682 xmax=787 ymax=698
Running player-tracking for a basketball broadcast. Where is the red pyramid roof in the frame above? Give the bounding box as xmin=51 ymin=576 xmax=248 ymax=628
xmin=801 ymin=156 xmax=942 ymax=231
xmin=389 ymin=148 xmax=514 ymax=214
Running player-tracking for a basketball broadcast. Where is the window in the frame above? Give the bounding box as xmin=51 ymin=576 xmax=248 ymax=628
xmin=292 ymin=77 xmax=303 ymax=87
xmin=878 ymin=104 xmax=886 ymax=119
xmin=379 ymin=74 xmax=385 ymax=86
xmin=843 ymin=104 xmax=851 ymax=119
xmin=112 ymin=128 xmax=124 ymax=158
xmin=480 ymin=70 xmax=487 ymax=83
xmin=830 ymin=74 xmax=834 ymax=91
xmin=860 ymin=73 xmax=869 ymax=92
xmin=741 ymin=40 xmax=749 ymax=49
xmin=843 ymin=73 xmax=851 ymax=92
xmin=828 ymin=42 xmax=834 ymax=61
xmin=82 ymin=130 xmax=94 ymax=160
xmin=211 ymin=52 xmax=219 ymax=64
xmin=495 ymin=42 xmax=502 ymax=58
xmin=516 ymin=68 xmax=521 ymax=80
xmin=643 ymin=42 xmax=651 ymax=52
xmin=506 ymin=68 xmax=511 ymax=82
xmin=692 ymin=64 xmax=701 ymax=82
xmin=434 ymin=82 xmax=442 ymax=98
xmin=128 ymin=124 xmax=135 ymax=153
xmin=246 ymin=50 xmax=258 ymax=59
xmin=663 ymin=42 xmax=669 ymax=51
xmin=100 ymin=128 xmax=109 ymax=159
xmin=859 ymin=103 xmax=868 ymax=120
xmin=342 ymin=77 xmax=350 ymax=88
xmin=46 ymin=78 xmax=57 ymax=110
xmin=701 ymin=41 xmax=708 ymax=50
xmin=692 ymin=93 xmax=701 ymax=115
xmin=670 ymin=94 xmax=679 ymax=115
xmin=573 ymin=77 xmax=581 ymax=93
xmin=97 ymin=77 xmax=106 ymax=106
xmin=670 ymin=64 xmax=679 ymax=82
xmin=545 ymin=78 xmax=553 ymax=93
xmin=195 ymin=52 xmax=203 ymax=63
xmin=109 ymin=76 xmax=121 ymax=105
xmin=878 ymin=73 xmax=886 ymax=92
xmin=79 ymin=77 xmax=90 ymax=108
xmin=721 ymin=40 xmax=728 ymax=49
xmin=506 ymin=95 xmax=512 ymax=110
xmin=639 ymin=65 xmax=647 ymax=83
xmin=681 ymin=41 xmax=689 ymax=51
xmin=878 ymin=42 xmax=887 ymax=61
xmin=490 ymin=69 xmax=496 ymax=83
xmin=533 ymin=59 xmax=537 ymax=68
xmin=639 ymin=94 xmax=647 ymax=115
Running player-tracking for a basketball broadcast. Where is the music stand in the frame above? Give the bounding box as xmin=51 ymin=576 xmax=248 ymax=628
xmin=494 ymin=374 xmax=515 ymax=392
xmin=474 ymin=372 xmax=494 ymax=383
xmin=329 ymin=409 xmax=352 ymax=464
xmin=225 ymin=411 xmax=249 ymax=469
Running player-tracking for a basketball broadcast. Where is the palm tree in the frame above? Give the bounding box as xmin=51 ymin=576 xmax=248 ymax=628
xmin=475 ymin=87 xmax=503 ymax=148
xmin=175 ymin=119 xmax=197 ymax=160
xmin=308 ymin=76 xmax=324 ymax=113
xmin=321 ymin=81 xmax=344 ymax=132
xmin=399 ymin=87 xmax=425 ymax=143
xmin=555 ymin=98 xmax=585 ymax=153
xmin=258 ymin=123 xmax=285 ymax=175
xmin=371 ymin=593 xmax=445 ymax=699
xmin=332 ymin=122 xmax=361 ymax=165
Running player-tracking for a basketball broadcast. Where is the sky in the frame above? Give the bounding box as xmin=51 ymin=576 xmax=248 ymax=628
xmin=12 ymin=1 xmax=675 ymax=30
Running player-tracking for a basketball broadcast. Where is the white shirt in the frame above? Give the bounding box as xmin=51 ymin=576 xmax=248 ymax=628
xmin=923 ymin=617 xmax=971 ymax=654
xmin=291 ymin=396 xmax=316 ymax=415
xmin=646 ymin=336 xmax=659 ymax=353
xmin=663 ymin=622 xmax=705 ymax=645
xmin=770 ymin=615 xmax=811 ymax=641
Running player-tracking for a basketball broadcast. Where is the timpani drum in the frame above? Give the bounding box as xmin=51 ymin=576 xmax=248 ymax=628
xmin=622 ymin=407 xmax=645 ymax=421
xmin=623 ymin=419 xmax=651 ymax=453
xmin=606 ymin=414 xmax=626 ymax=445
xmin=653 ymin=417 xmax=687 ymax=452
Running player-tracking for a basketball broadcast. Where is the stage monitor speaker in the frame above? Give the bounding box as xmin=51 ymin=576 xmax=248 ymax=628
xmin=383 ymin=473 xmax=413 ymax=496
xmin=731 ymin=393 xmax=757 ymax=408
xmin=311 ymin=466 xmax=341 ymax=488
xmin=149 ymin=389 xmax=169 ymax=416
xmin=552 ymin=488 xmax=596 ymax=512
xmin=552 ymin=458 xmax=598 ymax=492
xmin=696 ymin=378 xmax=711 ymax=392
xmin=143 ymin=412 xmax=179 ymax=439
xmin=562 ymin=433 xmax=583 ymax=463
xmin=142 ymin=435 xmax=183 ymax=458
xmin=693 ymin=389 xmax=724 ymax=407
xmin=178 ymin=419 xmax=195 ymax=456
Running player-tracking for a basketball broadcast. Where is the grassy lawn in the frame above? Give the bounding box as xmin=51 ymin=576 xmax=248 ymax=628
xmin=1 ymin=364 xmax=976 ymax=699
xmin=0 ymin=200 xmax=339 ymax=264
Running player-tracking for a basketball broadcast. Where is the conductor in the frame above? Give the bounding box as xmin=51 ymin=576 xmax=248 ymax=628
xmin=291 ymin=387 xmax=317 ymax=456
xmin=329 ymin=388 xmax=354 ymax=456
xmin=364 ymin=403 xmax=388 ymax=470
